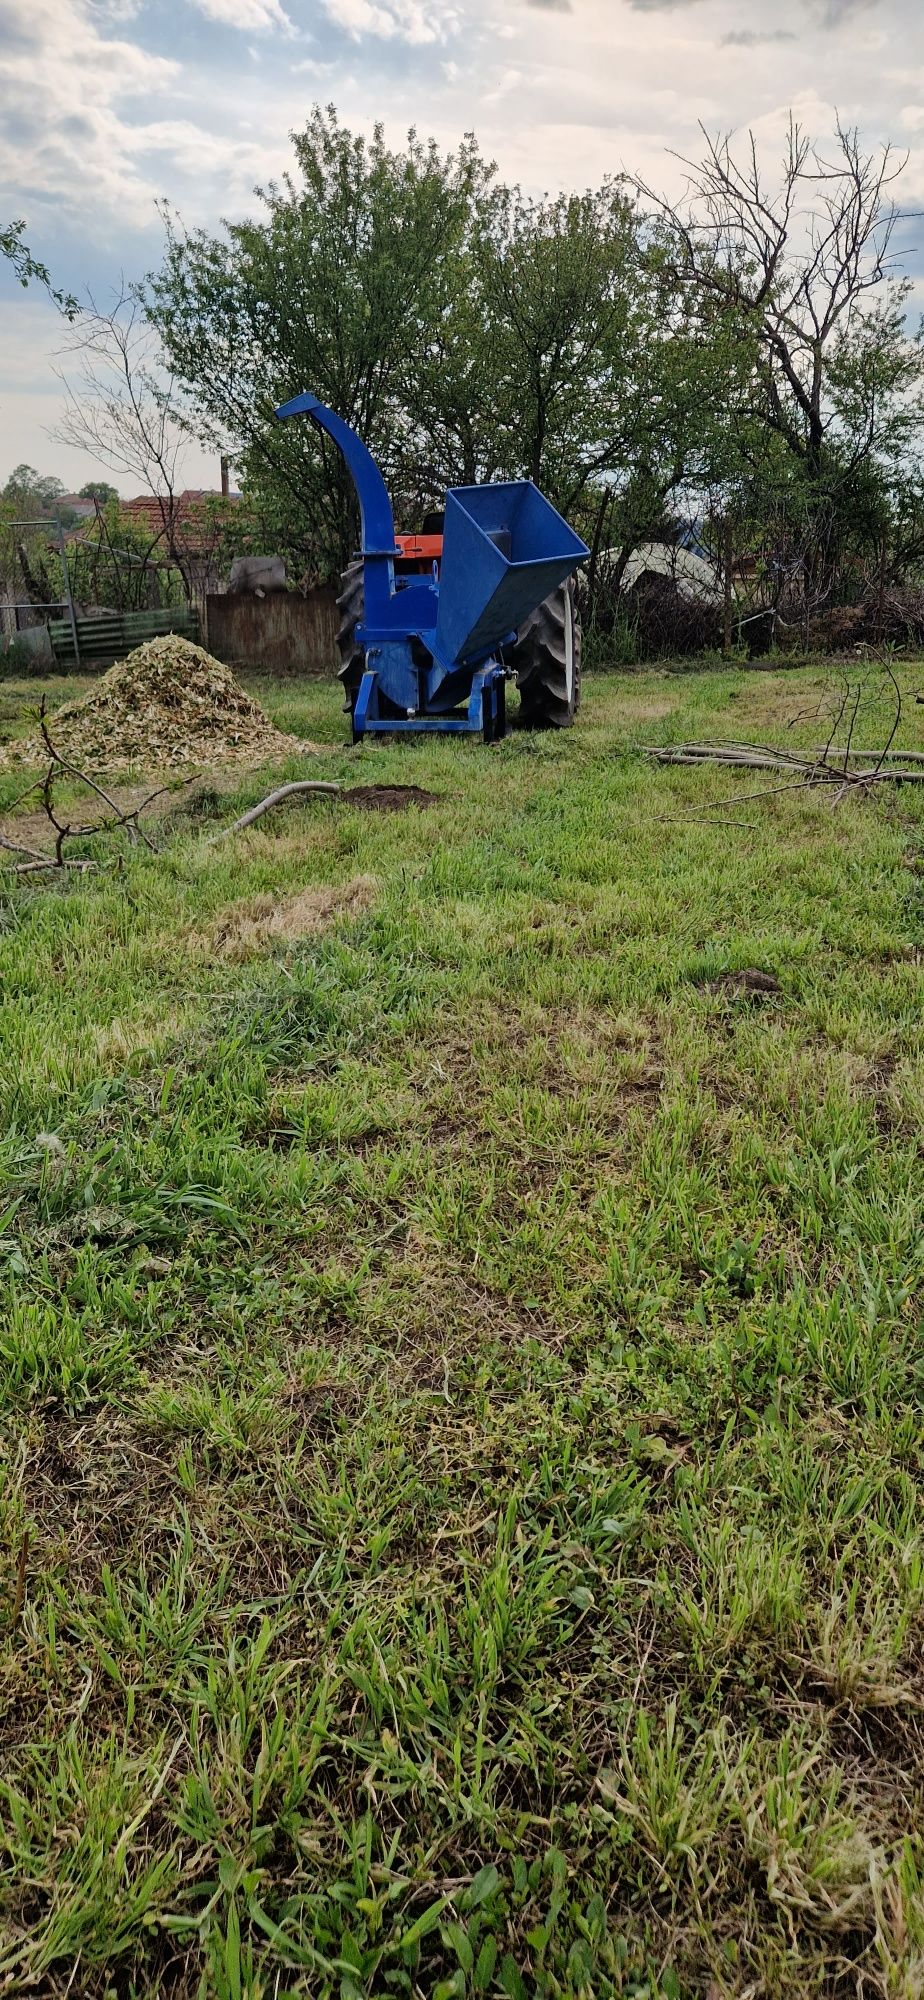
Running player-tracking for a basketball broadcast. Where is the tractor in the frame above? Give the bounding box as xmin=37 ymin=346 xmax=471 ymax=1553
xmin=275 ymin=394 xmax=588 ymax=741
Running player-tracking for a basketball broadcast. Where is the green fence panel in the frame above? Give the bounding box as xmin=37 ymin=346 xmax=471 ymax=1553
xmin=48 ymin=608 xmax=199 ymax=670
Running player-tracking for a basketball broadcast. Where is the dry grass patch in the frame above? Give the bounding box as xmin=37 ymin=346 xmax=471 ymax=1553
xmin=211 ymin=872 xmax=378 ymax=957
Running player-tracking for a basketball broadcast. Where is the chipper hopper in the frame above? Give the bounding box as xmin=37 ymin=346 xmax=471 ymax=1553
xmin=275 ymin=393 xmax=589 ymax=741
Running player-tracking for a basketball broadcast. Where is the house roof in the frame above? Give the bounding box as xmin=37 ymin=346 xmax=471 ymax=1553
xmin=120 ymin=489 xmax=240 ymax=555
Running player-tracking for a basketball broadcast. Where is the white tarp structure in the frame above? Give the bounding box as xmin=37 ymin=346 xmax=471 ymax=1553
xmin=621 ymin=541 xmax=723 ymax=605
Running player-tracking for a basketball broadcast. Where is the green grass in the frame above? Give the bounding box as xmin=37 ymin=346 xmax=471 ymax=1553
xmin=1 ymin=662 xmax=923 ymax=1998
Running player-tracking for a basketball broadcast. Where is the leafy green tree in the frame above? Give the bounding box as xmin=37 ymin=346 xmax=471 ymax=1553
xmin=78 ymin=481 xmax=119 ymax=504
xmin=476 ymin=184 xmax=637 ymax=507
xmin=1 ymin=222 xmax=78 ymax=318
xmin=2 ymin=467 xmax=66 ymax=514
xmin=147 ymin=105 xmax=495 ymax=579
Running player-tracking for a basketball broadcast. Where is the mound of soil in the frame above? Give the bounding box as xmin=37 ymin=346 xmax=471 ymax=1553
xmin=342 ymin=785 xmax=439 ymax=811
xmin=705 ymin=968 xmax=782 ymax=1001
xmin=2 ymin=636 xmax=312 ymax=773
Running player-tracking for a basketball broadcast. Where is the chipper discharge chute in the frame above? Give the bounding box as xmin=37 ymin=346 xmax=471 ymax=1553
xmin=275 ymin=393 xmax=588 ymax=741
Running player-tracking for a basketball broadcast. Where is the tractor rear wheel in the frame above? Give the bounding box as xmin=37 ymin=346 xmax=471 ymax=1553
xmin=509 ymin=579 xmax=581 ymax=729
xmin=336 ymin=559 xmax=408 ymax=727
xmin=336 ymin=558 xmax=365 ymax=712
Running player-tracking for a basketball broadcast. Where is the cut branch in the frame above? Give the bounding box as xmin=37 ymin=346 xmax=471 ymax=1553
xmin=207 ymin=781 xmax=342 ymax=842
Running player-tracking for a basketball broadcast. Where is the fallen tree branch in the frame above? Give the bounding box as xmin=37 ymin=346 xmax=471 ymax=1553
xmin=812 ymin=746 xmax=924 ymax=764
xmin=645 ymin=743 xmax=924 ymax=784
xmin=37 ymin=702 xmax=159 ymax=850
xmin=0 ymin=828 xmax=52 ymax=864
xmin=8 ymin=857 xmax=99 ymax=875
xmin=207 ymin=780 xmax=342 ymax=842
xmin=1 ymin=702 xmax=198 ymax=877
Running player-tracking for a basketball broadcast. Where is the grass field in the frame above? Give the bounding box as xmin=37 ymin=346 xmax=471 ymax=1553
xmin=1 ymin=663 xmax=924 ymax=1999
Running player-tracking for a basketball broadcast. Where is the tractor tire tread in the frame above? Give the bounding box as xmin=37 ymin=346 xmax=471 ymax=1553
xmin=336 ymin=558 xmax=365 ymax=706
xmin=510 ymin=580 xmax=581 ymax=728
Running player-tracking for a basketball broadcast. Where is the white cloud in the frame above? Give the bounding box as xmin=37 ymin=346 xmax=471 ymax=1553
xmin=0 ymin=0 xmax=293 ymax=236
xmin=321 ymin=0 xmax=459 ymax=45
xmin=0 ymin=0 xmax=180 ymax=227
xmin=2 ymin=0 xmax=924 ymax=487
xmin=188 ymin=0 xmax=293 ymax=30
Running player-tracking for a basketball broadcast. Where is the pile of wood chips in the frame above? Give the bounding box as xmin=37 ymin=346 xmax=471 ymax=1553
xmin=2 ymin=636 xmax=311 ymax=773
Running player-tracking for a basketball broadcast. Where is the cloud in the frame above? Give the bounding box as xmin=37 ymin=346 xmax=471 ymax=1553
xmin=187 ymin=0 xmax=293 ymax=28
xmin=722 ymin=28 xmax=797 ymax=43
xmin=525 ymin=0 xmax=572 ymax=10
xmin=628 ymin=0 xmax=876 ymax=14
xmin=0 ymin=1 xmax=39 ymax=53
xmin=321 ymin=0 xmax=458 ymax=42
xmin=0 ymin=0 xmax=180 ymax=230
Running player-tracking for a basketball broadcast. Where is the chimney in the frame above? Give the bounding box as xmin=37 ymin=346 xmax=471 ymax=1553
xmin=220 ymin=454 xmax=230 ymax=498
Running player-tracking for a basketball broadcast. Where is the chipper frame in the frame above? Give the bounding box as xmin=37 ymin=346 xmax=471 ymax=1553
xmin=275 ymin=393 xmax=588 ymax=742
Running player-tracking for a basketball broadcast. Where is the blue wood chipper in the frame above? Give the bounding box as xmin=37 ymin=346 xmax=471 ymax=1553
xmin=275 ymin=394 xmax=589 ymax=742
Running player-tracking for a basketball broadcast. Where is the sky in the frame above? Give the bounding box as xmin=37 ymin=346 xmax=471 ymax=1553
xmin=1 ymin=0 xmax=923 ymax=494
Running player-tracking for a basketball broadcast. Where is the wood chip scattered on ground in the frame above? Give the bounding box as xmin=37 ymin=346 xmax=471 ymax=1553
xmin=0 ymin=636 xmax=316 ymax=773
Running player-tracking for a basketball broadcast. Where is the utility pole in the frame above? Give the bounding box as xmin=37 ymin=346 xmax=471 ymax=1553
xmin=722 ymin=516 xmax=733 ymax=660
xmin=55 ymin=513 xmax=80 ymax=668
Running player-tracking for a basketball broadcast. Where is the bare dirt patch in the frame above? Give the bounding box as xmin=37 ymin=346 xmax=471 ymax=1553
xmin=703 ymin=968 xmax=783 ymax=1001
xmin=212 ymin=872 xmax=377 ymax=958
xmin=343 ymin=784 xmax=439 ymax=811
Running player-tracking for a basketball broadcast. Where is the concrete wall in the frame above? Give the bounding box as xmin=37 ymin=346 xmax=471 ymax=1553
xmin=206 ymin=588 xmax=339 ymax=676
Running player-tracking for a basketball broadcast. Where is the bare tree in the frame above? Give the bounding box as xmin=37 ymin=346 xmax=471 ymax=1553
xmin=639 ymin=119 xmax=913 ymax=482
xmin=637 ymin=120 xmax=924 ymax=635
xmin=53 ymin=288 xmax=195 ymax=595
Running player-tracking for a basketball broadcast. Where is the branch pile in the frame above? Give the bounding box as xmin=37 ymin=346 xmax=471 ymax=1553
xmin=645 ymin=742 xmax=924 ymax=791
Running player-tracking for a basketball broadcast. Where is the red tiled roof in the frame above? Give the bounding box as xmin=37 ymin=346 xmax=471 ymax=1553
xmin=120 ymin=489 xmax=240 ymax=555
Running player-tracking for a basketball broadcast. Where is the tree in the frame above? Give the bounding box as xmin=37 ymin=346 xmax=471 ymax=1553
xmin=79 ymin=481 xmax=119 ymax=504
xmin=638 ymin=119 xmax=924 ymax=615
xmin=54 ymin=287 xmax=200 ymax=595
xmin=2 ymin=467 xmax=66 ymax=513
xmin=55 ymin=291 xmax=186 ymax=504
xmin=1 ymin=222 xmax=78 ymax=318
xmin=401 ymin=180 xmax=640 ymax=514
xmin=475 ymin=184 xmax=638 ymax=508
xmin=146 ymin=105 xmax=496 ymax=580
xmin=641 ymin=121 xmax=918 ymax=476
